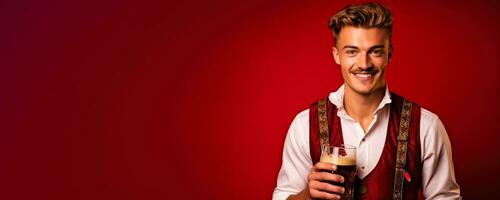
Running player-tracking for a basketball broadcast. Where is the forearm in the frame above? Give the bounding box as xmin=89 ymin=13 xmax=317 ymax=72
xmin=287 ymin=189 xmax=310 ymax=200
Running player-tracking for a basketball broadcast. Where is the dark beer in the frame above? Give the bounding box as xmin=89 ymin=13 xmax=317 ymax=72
xmin=320 ymin=155 xmax=356 ymax=200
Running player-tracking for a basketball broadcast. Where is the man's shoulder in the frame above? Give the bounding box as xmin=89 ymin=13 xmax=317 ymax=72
xmin=392 ymin=93 xmax=440 ymax=123
xmin=420 ymin=107 xmax=440 ymax=123
xmin=418 ymin=106 xmax=445 ymax=138
xmin=292 ymin=109 xmax=310 ymax=125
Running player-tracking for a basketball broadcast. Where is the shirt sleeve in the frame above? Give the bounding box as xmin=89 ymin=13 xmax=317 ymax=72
xmin=420 ymin=109 xmax=462 ymax=199
xmin=272 ymin=110 xmax=312 ymax=200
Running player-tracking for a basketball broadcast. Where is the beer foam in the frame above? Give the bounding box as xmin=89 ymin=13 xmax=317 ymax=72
xmin=320 ymin=155 xmax=356 ymax=166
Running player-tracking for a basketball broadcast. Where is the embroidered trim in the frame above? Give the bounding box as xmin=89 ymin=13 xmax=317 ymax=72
xmin=393 ymin=99 xmax=412 ymax=200
xmin=318 ymin=98 xmax=329 ymax=152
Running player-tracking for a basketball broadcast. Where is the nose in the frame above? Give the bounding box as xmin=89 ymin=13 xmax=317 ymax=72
xmin=356 ymin=53 xmax=372 ymax=69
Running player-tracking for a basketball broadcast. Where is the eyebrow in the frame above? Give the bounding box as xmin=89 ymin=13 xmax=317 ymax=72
xmin=342 ymin=45 xmax=359 ymax=50
xmin=342 ymin=45 xmax=386 ymax=50
xmin=369 ymin=45 xmax=386 ymax=50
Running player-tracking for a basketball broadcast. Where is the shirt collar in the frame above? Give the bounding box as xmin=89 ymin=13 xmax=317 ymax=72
xmin=328 ymin=84 xmax=392 ymax=116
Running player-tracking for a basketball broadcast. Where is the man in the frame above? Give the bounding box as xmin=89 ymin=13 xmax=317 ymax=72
xmin=273 ymin=2 xmax=461 ymax=200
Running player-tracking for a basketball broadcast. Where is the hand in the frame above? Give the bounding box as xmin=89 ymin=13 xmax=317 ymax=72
xmin=307 ymin=162 xmax=345 ymax=200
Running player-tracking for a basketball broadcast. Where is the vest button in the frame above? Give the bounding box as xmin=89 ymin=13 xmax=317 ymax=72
xmin=359 ymin=185 xmax=367 ymax=194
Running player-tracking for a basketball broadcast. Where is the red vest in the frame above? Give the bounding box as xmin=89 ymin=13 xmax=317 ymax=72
xmin=309 ymin=93 xmax=423 ymax=200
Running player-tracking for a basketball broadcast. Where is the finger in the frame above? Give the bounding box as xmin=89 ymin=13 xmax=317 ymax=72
xmin=312 ymin=162 xmax=337 ymax=172
xmin=310 ymin=188 xmax=341 ymax=200
xmin=310 ymin=181 xmax=345 ymax=194
xmin=309 ymin=172 xmax=345 ymax=183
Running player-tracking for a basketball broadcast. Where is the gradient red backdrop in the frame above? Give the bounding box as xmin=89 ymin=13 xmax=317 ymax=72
xmin=1 ymin=0 xmax=499 ymax=199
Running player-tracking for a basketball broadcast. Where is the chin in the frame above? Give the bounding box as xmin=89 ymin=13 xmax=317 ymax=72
xmin=346 ymin=85 xmax=370 ymax=95
xmin=350 ymin=84 xmax=380 ymax=96
xmin=348 ymin=80 xmax=385 ymax=94
xmin=354 ymin=89 xmax=374 ymax=96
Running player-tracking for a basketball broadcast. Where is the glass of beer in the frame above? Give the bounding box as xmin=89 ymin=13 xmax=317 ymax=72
xmin=320 ymin=144 xmax=357 ymax=200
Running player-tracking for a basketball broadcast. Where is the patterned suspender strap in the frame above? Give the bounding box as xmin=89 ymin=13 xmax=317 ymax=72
xmin=317 ymin=98 xmax=329 ymax=151
xmin=393 ymin=99 xmax=413 ymax=200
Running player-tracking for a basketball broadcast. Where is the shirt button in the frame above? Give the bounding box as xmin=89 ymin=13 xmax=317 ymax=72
xmin=362 ymin=138 xmax=366 ymax=142
xmin=361 ymin=166 xmax=365 ymax=170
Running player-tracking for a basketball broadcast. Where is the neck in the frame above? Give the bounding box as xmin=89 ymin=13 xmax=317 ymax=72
xmin=343 ymin=85 xmax=386 ymax=122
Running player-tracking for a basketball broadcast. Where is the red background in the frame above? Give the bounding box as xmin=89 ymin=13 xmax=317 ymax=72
xmin=1 ymin=0 xmax=499 ymax=199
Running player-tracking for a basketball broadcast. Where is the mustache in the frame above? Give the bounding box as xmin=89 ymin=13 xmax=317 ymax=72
xmin=349 ymin=68 xmax=379 ymax=74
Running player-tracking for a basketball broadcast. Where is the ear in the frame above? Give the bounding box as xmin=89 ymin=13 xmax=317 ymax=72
xmin=332 ymin=47 xmax=340 ymax=65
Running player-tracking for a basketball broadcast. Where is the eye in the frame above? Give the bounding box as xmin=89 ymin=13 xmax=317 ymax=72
xmin=370 ymin=49 xmax=385 ymax=57
xmin=345 ymin=49 xmax=358 ymax=56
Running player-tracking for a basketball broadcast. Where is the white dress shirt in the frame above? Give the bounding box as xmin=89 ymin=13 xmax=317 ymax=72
xmin=273 ymin=85 xmax=461 ymax=200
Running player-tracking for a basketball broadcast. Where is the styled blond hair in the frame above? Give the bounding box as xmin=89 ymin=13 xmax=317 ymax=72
xmin=328 ymin=2 xmax=393 ymax=43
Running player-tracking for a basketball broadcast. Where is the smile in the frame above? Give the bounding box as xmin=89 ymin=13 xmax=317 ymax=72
xmin=355 ymin=73 xmax=372 ymax=78
xmin=352 ymin=72 xmax=377 ymax=81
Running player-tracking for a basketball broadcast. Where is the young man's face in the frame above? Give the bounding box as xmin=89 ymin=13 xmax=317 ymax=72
xmin=332 ymin=26 xmax=392 ymax=96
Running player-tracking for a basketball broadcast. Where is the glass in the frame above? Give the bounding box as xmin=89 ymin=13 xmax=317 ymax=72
xmin=320 ymin=144 xmax=357 ymax=200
